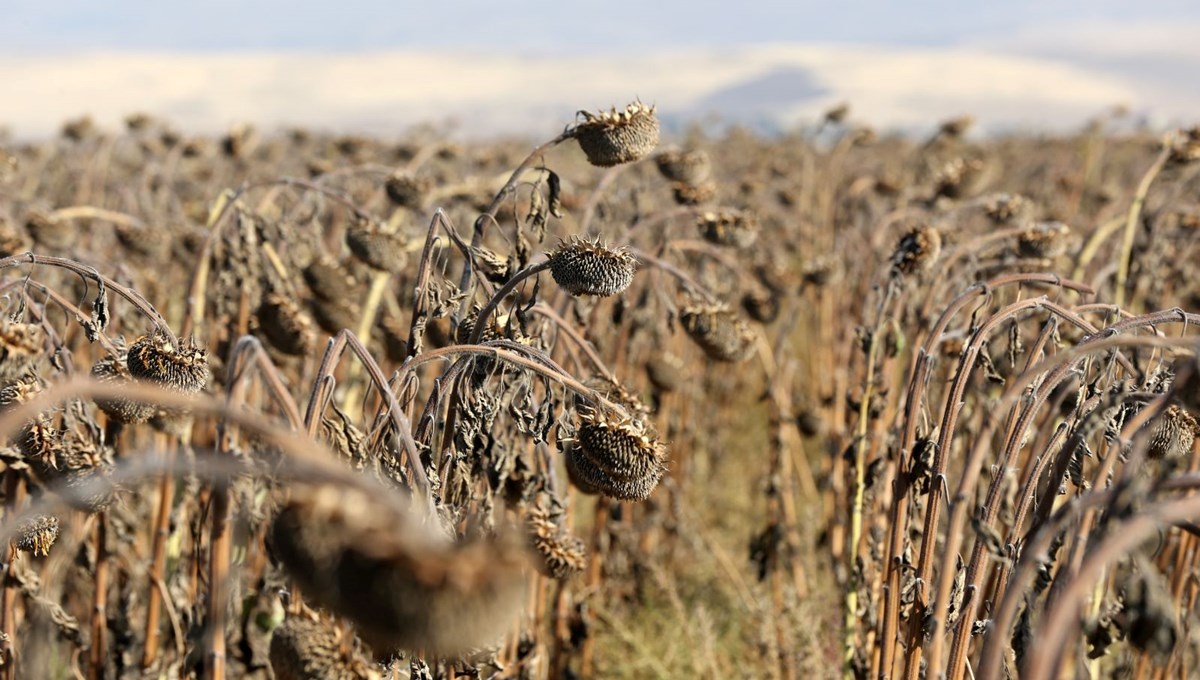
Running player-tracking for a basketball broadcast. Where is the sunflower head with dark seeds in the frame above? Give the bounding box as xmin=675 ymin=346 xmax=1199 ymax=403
xmin=126 ymin=330 xmax=209 ymax=394
xmin=890 ymin=223 xmax=942 ymax=277
xmin=0 ymin=319 xmax=46 ymax=383
xmin=698 ymin=209 xmax=759 ymax=248
xmin=345 ymin=217 xmax=408 ymax=272
xmin=14 ymin=515 xmax=60 ymax=557
xmin=1016 ymin=221 xmax=1071 ymax=259
xmin=573 ymin=101 xmax=660 ymax=167
xmin=655 ymin=148 xmax=712 ymax=185
xmin=564 ymin=404 xmax=667 ymax=501
xmin=270 ymin=484 xmax=530 ymax=656
xmin=526 ymin=496 xmax=587 ymax=580
xmin=680 ymin=302 xmax=756 ymax=363
xmin=269 ymin=615 xmax=378 ymax=680
xmin=91 ymin=353 xmax=156 ymax=424
xmin=548 ymin=236 xmax=637 ymax=297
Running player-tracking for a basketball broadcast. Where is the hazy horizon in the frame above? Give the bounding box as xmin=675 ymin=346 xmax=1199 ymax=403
xmin=3 ymin=3 xmax=1197 ymax=140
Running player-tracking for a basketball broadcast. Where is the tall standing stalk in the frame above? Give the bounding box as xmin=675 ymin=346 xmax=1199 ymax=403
xmin=0 ymin=475 xmax=25 ymax=680
xmin=842 ymin=283 xmax=897 ymax=679
xmin=89 ymin=512 xmax=110 ymax=680
xmin=141 ymin=431 xmax=176 ymax=669
xmin=1114 ymin=138 xmax=1170 ymax=308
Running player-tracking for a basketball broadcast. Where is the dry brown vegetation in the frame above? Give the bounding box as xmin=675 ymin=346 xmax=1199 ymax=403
xmin=0 ymin=105 xmax=1197 ymax=680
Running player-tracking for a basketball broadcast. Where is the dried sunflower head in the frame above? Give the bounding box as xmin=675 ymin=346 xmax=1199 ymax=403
xmin=0 ymin=373 xmax=45 ymax=412
xmin=671 ymin=180 xmax=717 ymax=206
xmin=384 ymin=171 xmax=430 ymax=208
xmin=1168 ymin=126 xmax=1200 ymax=165
xmin=548 ymin=237 xmax=637 ymax=297
xmin=114 ymin=223 xmax=170 ymax=259
xmin=0 ymin=319 xmax=46 ymax=384
xmin=26 ymin=429 xmax=117 ymax=514
xmin=932 ymin=157 xmax=984 ymax=200
xmin=655 ymin=149 xmax=712 ymax=185
xmin=526 ymin=497 xmax=586 ymax=580
xmin=91 ymin=354 xmax=156 ymax=424
xmin=890 ymin=224 xmax=942 ymax=277
xmin=0 ymin=218 xmax=30 ymax=257
xmin=938 ymin=115 xmax=974 ymax=139
xmin=257 ymin=292 xmax=318 ymax=356
xmin=1175 ymin=350 xmax=1200 ymax=419
xmin=1016 ymin=221 xmax=1071 ymax=259
xmin=345 ymin=218 xmax=408 ymax=272
xmin=308 ymin=298 xmax=361 ymax=336
xmin=1147 ymin=404 xmax=1198 ymax=461
xmin=573 ymin=102 xmax=660 ymax=167
xmin=13 ymin=515 xmax=59 ymax=557
xmin=303 ymin=256 xmax=356 ymax=302
xmin=270 ymin=484 xmax=530 ymax=656
xmin=680 ymin=303 xmax=756 ymax=362
xmin=455 ymin=308 xmax=504 ymax=346
xmin=579 ymin=375 xmax=652 ymax=419
xmin=269 ymin=615 xmax=379 ymax=680
xmin=983 ymin=192 xmax=1033 ymax=224
xmin=564 ymin=405 xmax=667 ymax=501
xmin=823 ymin=102 xmax=851 ymax=124
xmin=697 ymin=210 xmax=758 ymax=248
xmin=127 ymin=330 xmax=208 ymax=394
xmin=742 ymin=286 xmax=780 ymax=324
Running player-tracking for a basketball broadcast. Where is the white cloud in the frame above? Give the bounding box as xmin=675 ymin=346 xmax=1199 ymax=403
xmin=0 ymin=39 xmax=1190 ymax=140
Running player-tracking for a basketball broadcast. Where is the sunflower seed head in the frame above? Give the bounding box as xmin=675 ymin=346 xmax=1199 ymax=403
xmin=671 ymin=180 xmax=717 ymax=206
xmin=1017 ymin=221 xmax=1071 ymax=259
xmin=526 ymin=498 xmax=586 ymax=580
xmin=548 ymin=237 xmax=637 ymax=297
xmin=655 ymin=149 xmax=712 ymax=185
xmin=127 ymin=330 xmax=209 ymax=394
xmin=0 ymin=218 xmax=29 ymax=257
xmin=14 ymin=515 xmax=59 ymax=557
xmin=938 ymin=115 xmax=974 ymax=139
xmin=258 ymin=292 xmax=318 ymax=356
xmin=680 ymin=303 xmax=756 ymax=362
xmin=303 ymin=256 xmax=356 ymax=302
xmin=983 ymin=193 xmax=1034 ymax=224
xmin=308 ymin=298 xmax=361 ymax=336
xmin=384 ymin=171 xmax=430 ymax=208
xmin=697 ymin=210 xmax=759 ymax=248
xmin=24 ymin=211 xmax=72 ymax=250
xmin=574 ymin=101 xmax=660 ymax=167
xmin=269 ymin=615 xmax=379 ymax=680
xmin=0 ymin=320 xmax=46 ymax=384
xmin=0 ymin=373 xmax=45 ymax=412
xmin=742 ymin=286 xmax=780 ymax=324
xmin=932 ymin=157 xmax=984 ymax=199
xmin=1168 ymin=126 xmax=1200 ymax=165
xmin=270 ymin=484 xmax=530 ymax=656
xmin=91 ymin=354 xmax=156 ymax=424
xmin=890 ymin=224 xmax=942 ymax=277
xmin=345 ymin=218 xmax=408 ymax=271
xmin=565 ymin=405 xmax=667 ymax=501
xmin=580 ymin=375 xmax=652 ymax=420
xmin=27 ymin=430 xmax=116 ymax=514
xmin=1147 ymin=405 xmax=1198 ymax=461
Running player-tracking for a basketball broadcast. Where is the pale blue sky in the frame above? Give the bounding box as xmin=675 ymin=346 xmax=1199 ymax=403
xmin=5 ymin=0 xmax=1198 ymax=52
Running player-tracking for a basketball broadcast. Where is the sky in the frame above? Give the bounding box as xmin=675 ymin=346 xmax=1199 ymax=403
xmin=2 ymin=1 xmax=1198 ymax=138
xmin=7 ymin=0 xmax=1198 ymax=52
